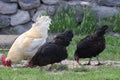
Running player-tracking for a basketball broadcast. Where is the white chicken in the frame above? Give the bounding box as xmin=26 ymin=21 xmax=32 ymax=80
xmin=1 ymin=16 xmax=51 ymax=67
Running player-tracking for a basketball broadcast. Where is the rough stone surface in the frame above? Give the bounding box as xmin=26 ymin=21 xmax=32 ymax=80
xmin=0 ymin=1 xmax=17 ymax=14
xmin=0 ymin=0 xmax=120 ymax=34
xmin=28 ymin=9 xmax=37 ymax=17
xmin=0 ymin=15 xmax=10 ymax=27
xmin=18 ymin=0 xmax=41 ymax=10
xmin=32 ymin=10 xmax=47 ymax=22
xmin=76 ymin=5 xmax=83 ymax=25
xmin=41 ymin=0 xmax=60 ymax=5
xmin=47 ymin=6 xmax=56 ymax=16
xmin=13 ymin=22 xmax=32 ymax=34
xmin=0 ymin=0 xmax=17 ymax=2
xmin=109 ymin=32 xmax=120 ymax=37
xmin=98 ymin=0 xmax=120 ymax=7
xmin=58 ymin=1 xmax=69 ymax=11
xmin=11 ymin=10 xmax=30 ymax=26
xmin=92 ymin=5 xmax=119 ymax=19
xmin=67 ymin=1 xmax=81 ymax=6
xmin=37 ymin=4 xmax=48 ymax=10
xmin=37 ymin=5 xmax=57 ymax=16
xmin=0 ymin=35 xmax=18 ymax=49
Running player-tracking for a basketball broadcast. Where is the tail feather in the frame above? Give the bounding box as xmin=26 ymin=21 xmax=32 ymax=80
xmin=1 ymin=54 xmax=6 ymax=66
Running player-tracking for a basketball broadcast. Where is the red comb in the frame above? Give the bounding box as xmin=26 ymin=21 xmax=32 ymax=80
xmin=1 ymin=54 xmax=6 ymax=66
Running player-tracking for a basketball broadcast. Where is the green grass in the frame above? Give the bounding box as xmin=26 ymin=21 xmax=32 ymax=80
xmin=100 ymin=35 xmax=120 ymax=60
xmin=50 ymin=6 xmax=77 ymax=33
xmin=0 ymin=67 xmax=120 ymax=80
xmin=50 ymin=6 xmax=97 ymax=34
xmin=78 ymin=10 xmax=97 ymax=34
xmin=100 ymin=14 xmax=120 ymax=33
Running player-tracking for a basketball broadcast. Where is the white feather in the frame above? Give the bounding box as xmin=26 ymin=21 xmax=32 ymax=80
xmin=24 ymin=38 xmax=46 ymax=57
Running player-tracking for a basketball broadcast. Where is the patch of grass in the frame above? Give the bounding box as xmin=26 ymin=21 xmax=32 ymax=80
xmin=67 ymin=35 xmax=83 ymax=60
xmin=72 ymin=67 xmax=90 ymax=72
xmin=50 ymin=6 xmax=77 ymax=33
xmin=50 ymin=7 xmax=97 ymax=34
xmin=100 ymin=35 xmax=120 ymax=60
xmin=0 ymin=67 xmax=120 ymax=80
xmin=100 ymin=14 xmax=120 ymax=33
xmin=78 ymin=10 xmax=97 ymax=34
xmin=47 ymin=64 xmax=69 ymax=71
xmin=0 ymin=50 xmax=8 ymax=55
xmin=50 ymin=6 xmax=120 ymax=34
xmin=0 ymin=23 xmax=4 ymax=28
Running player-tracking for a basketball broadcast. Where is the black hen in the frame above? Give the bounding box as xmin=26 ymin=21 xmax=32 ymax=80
xmin=74 ymin=25 xmax=108 ymax=65
xmin=28 ymin=30 xmax=73 ymax=67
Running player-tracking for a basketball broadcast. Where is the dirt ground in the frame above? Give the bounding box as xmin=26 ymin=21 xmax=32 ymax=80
xmin=0 ymin=60 xmax=120 ymax=69
xmin=61 ymin=60 xmax=120 ymax=68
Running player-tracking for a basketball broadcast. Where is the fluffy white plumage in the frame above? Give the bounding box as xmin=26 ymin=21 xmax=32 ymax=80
xmin=6 ymin=16 xmax=51 ymax=63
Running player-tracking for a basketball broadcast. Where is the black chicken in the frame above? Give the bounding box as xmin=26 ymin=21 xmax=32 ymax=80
xmin=74 ymin=25 xmax=108 ymax=65
xmin=28 ymin=30 xmax=73 ymax=67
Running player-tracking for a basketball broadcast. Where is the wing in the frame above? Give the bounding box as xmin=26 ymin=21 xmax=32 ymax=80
xmin=77 ymin=35 xmax=93 ymax=49
xmin=23 ymin=37 xmax=46 ymax=57
xmin=40 ymin=43 xmax=58 ymax=57
xmin=24 ymin=38 xmax=46 ymax=52
xmin=31 ymin=43 xmax=58 ymax=61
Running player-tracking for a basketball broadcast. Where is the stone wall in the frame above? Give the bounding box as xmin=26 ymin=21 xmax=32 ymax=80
xmin=0 ymin=0 xmax=120 ymax=34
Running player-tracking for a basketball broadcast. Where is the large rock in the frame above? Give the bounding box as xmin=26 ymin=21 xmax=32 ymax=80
xmin=41 ymin=0 xmax=60 ymax=5
xmin=0 ymin=15 xmax=10 ymax=27
xmin=11 ymin=10 xmax=30 ymax=26
xmin=18 ymin=0 xmax=41 ymax=10
xmin=98 ymin=0 xmax=120 ymax=7
xmin=33 ymin=5 xmax=54 ymax=21
xmin=67 ymin=0 xmax=91 ymax=8
xmin=0 ymin=1 xmax=17 ymax=14
xmin=46 ymin=6 xmax=57 ymax=16
xmin=92 ymin=5 xmax=119 ymax=19
xmin=13 ymin=22 xmax=32 ymax=34
xmin=67 ymin=1 xmax=81 ymax=6
xmin=32 ymin=10 xmax=47 ymax=22
xmin=0 ymin=0 xmax=18 ymax=2
xmin=76 ymin=5 xmax=83 ymax=25
xmin=36 ymin=5 xmax=57 ymax=18
xmin=37 ymin=5 xmax=48 ymax=10
xmin=0 ymin=31 xmax=9 ymax=34
xmin=28 ymin=9 xmax=37 ymax=17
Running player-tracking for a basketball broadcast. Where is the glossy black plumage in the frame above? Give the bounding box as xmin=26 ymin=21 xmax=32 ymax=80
xmin=74 ymin=25 xmax=108 ymax=65
xmin=29 ymin=30 xmax=73 ymax=66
